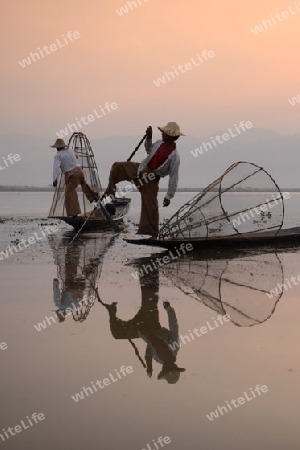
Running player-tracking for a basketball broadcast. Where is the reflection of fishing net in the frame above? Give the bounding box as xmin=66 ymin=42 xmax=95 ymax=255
xmin=72 ymin=296 xmax=96 ymax=322
xmin=159 ymin=162 xmax=284 ymax=240
xmin=49 ymin=234 xmax=114 ymax=322
xmin=49 ymin=132 xmax=102 ymax=218
xmin=162 ymin=252 xmax=283 ymax=327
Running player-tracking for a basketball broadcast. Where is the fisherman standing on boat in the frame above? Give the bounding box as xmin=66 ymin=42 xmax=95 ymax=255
xmin=103 ymin=122 xmax=184 ymax=238
xmin=50 ymin=138 xmax=98 ymax=217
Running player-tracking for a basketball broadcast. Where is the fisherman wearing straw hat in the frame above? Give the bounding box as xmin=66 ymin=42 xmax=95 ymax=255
xmin=50 ymin=138 xmax=98 ymax=217
xmin=103 ymin=122 xmax=185 ymax=238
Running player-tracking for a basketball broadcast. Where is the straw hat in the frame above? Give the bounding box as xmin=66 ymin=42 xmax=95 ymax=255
xmin=157 ymin=365 xmax=186 ymax=384
xmin=158 ymin=122 xmax=185 ymax=137
xmin=50 ymin=138 xmax=68 ymax=148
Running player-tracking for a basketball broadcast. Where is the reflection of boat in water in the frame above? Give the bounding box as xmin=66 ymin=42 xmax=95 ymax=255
xmin=160 ymin=250 xmax=284 ymax=327
xmin=131 ymin=249 xmax=284 ymax=327
xmin=48 ymin=132 xmax=130 ymax=230
xmin=49 ymin=233 xmax=115 ymax=322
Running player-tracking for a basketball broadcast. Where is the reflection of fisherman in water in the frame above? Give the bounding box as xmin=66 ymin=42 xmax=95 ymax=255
xmin=97 ymin=267 xmax=185 ymax=384
xmin=53 ymin=279 xmax=94 ymax=322
xmin=53 ymin=243 xmax=88 ymax=322
xmin=49 ymin=234 xmax=114 ymax=323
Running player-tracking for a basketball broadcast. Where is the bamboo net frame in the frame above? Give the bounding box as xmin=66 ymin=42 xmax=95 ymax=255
xmin=159 ymin=161 xmax=284 ymax=240
xmin=49 ymin=132 xmax=102 ymax=218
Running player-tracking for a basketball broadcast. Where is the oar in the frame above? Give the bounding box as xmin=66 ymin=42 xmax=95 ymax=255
xmin=127 ymin=133 xmax=147 ymax=162
xmin=101 ymin=133 xmax=148 ymax=202
xmin=69 ymin=199 xmax=119 ymax=246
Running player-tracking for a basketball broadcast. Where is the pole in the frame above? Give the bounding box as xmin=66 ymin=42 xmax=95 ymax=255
xmin=127 ymin=134 xmax=147 ymax=162
xmin=69 ymin=199 xmax=119 ymax=246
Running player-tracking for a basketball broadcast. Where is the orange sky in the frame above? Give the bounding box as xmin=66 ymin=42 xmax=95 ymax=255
xmin=1 ymin=0 xmax=300 ymax=138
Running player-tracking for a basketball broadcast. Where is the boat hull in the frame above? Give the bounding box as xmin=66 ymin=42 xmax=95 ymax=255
xmin=50 ymin=198 xmax=131 ymax=231
xmin=124 ymin=226 xmax=300 ymax=250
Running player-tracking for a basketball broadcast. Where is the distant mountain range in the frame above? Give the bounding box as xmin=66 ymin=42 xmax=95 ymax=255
xmin=0 ymin=129 xmax=299 ymax=189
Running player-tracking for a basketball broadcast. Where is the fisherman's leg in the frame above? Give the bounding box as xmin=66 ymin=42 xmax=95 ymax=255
xmin=106 ymin=307 xmax=140 ymax=339
xmin=137 ymin=176 xmax=159 ymax=237
xmin=65 ymin=172 xmax=81 ymax=216
xmin=77 ymin=167 xmax=98 ymax=202
xmin=105 ymin=162 xmax=140 ymax=197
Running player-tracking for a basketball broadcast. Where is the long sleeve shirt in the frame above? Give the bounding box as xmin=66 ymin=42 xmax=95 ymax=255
xmin=52 ymin=149 xmax=80 ymax=182
xmin=137 ymin=139 xmax=180 ymax=200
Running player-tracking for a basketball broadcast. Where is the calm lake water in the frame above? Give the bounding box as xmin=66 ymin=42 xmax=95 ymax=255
xmin=0 ymin=191 xmax=300 ymax=450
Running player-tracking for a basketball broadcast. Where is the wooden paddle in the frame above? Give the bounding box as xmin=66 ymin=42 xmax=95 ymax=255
xmin=127 ymin=133 xmax=147 ymax=162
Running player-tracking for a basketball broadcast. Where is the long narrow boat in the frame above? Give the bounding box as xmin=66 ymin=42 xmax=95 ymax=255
xmin=126 ymin=162 xmax=300 ymax=250
xmin=48 ymin=132 xmax=130 ymax=230
xmin=61 ymin=198 xmax=131 ymax=231
xmin=124 ymin=226 xmax=300 ymax=250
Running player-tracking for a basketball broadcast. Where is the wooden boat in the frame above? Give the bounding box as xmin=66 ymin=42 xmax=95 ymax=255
xmin=48 ymin=132 xmax=131 ymax=230
xmin=126 ymin=162 xmax=300 ymax=250
xmin=125 ymin=226 xmax=300 ymax=250
xmin=61 ymin=198 xmax=131 ymax=230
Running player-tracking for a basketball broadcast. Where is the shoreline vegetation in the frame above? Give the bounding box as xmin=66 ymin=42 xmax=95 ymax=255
xmin=1 ymin=186 xmax=300 ymax=193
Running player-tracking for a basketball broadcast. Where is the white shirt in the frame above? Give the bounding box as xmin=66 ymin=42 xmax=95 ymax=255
xmin=137 ymin=139 xmax=180 ymax=200
xmin=53 ymin=149 xmax=80 ymax=182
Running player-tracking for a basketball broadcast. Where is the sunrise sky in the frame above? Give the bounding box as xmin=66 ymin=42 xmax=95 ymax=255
xmin=1 ymin=0 xmax=300 ymax=139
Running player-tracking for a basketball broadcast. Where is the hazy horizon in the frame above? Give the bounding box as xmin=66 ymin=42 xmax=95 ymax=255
xmin=1 ymin=1 xmax=300 ymax=186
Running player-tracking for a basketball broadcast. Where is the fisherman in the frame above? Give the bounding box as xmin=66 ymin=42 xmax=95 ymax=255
xmin=50 ymin=138 xmax=98 ymax=217
xmin=103 ymin=122 xmax=185 ymax=238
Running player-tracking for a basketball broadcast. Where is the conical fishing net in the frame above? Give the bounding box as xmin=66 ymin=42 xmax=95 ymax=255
xmin=161 ymin=251 xmax=283 ymax=327
xmin=49 ymin=132 xmax=102 ymax=218
xmin=159 ymin=162 xmax=284 ymax=240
